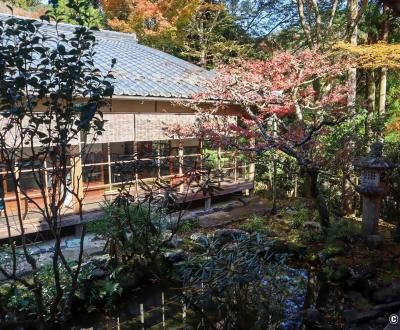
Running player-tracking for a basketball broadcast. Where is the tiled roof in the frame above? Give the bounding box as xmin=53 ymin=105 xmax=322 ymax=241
xmin=0 ymin=13 xmax=212 ymax=99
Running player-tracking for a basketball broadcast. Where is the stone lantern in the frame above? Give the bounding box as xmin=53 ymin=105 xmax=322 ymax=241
xmin=354 ymin=142 xmax=394 ymax=236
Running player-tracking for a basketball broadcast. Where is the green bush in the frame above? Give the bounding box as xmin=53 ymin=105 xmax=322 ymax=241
xmin=327 ymin=218 xmax=360 ymax=244
xmin=298 ymin=229 xmax=324 ymax=244
xmin=287 ymin=208 xmax=309 ymax=229
xmin=87 ymin=201 xmax=169 ymax=261
xmin=240 ymin=215 xmax=272 ymax=235
xmin=178 ymin=217 xmax=200 ymax=233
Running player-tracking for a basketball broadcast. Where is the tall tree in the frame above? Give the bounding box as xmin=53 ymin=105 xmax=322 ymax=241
xmin=378 ymin=3 xmax=390 ymax=117
xmin=181 ymin=50 xmax=350 ymax=225
xmin=0 ymin=13 xmax=114 ymax=325
xmin=101 ymin=0 xmax=254 ymax=67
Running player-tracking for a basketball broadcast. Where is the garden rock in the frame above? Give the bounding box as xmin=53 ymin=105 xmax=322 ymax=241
xmin=91 ymin=268 xmax=107 ymax=279
xmin=213 ymin=229 xmax=249 ymax=245
xmin=366 ymin=234 xmax=384 ymax=249
xmin=164 ymin=249 xmax=186 ymax=263
xmin=346 ymin=264 xmax=376 ymax=289
xmin=318 ymin=246 xmax=344 ymax=263
xmin=190 ymin=233 xmax=209 ymax=247
xmin=373 ymin=301 xmax=400 ymax=313
xmin=163 ymin=233 xmax=180 ymax=248
xmin=372 ymin=281 xmax=400 ymax=303
xmin=302 ymin=221 xmax=323 ymax=232
xmin=343 ymin=308 xmax=381 ymax=326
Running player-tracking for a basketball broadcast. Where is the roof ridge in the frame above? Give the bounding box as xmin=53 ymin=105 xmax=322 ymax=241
xmin=0 ymin=12 xmax=137 ymax=42
xmin=0 ymin=11 xmax=212 ymax=99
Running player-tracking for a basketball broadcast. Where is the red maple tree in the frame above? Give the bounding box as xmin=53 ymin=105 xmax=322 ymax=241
xmin=181 ymin=49 xmax=351 ymax=225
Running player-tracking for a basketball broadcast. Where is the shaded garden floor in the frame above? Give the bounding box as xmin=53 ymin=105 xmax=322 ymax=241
xmin=178 ymin=195 xmax=400 ymax=329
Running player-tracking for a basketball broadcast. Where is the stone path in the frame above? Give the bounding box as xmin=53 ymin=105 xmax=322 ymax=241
xmin=197 ymin=196 xmax=269 ymax=228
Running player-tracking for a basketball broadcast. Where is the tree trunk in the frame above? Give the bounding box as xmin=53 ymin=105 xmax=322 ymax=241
xmin=341 ymin=171 xmax=354 ymax=215
xmin=378 ymin=4 xmax=389 ymax=119
xmin=366 ymin=70 xmax=376 ymax=136
xmin=271 ymin=118 xmax=278 ymax=215
xmin=305 ymin=167 xmax=330 ymax=227
xmin=347 ymin=0 xmax=358 ymax=107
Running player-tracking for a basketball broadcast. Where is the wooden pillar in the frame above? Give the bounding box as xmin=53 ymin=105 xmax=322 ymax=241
xmin=107 ymin=143 xmax=112 ymax=192
xmin=43 ymin=160 xmax=50 ymax=206
xmin=233 ymin=151 xmax=237 ymax=183
xmin=134 ymin=141 xmax=139 ymax=199
xmin=179 ymin=141 xmax=184 ymax=193
xmin=217 ymin=143 xmax=222 ymax=187
xmin=247 ymin=136 xmax=256 ymax=196
xmin=204 ymin=196 xmax=211 ymax=211
xmin=157 ymin=142 xmax=161 ymax=180
xmin=199 ymin=139 xmax=204 ymax=184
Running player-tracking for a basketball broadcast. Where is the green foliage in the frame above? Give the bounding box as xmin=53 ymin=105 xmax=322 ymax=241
xmin=86 ymin=277 xmax=123 ymax=312
xmin=51 ymin=0 xmax=104 ymax=28
xmin=177 ymin=217 xmax=199 ymax=233
xmin=323 ymin=260 xmax=349 ymax=283
xmin=181 ymin=7 xmax=256 ymax=67
xmin=255 ymin=151 xmax=300 ymax=199
xmin=3 ymin=262 xmax=94 ymax=318
xmin=6 ymin=285 xmax=35 ymax=314
xmin=298 ymin=228 xmax=324 ymax=244
xmin=327 ymin=218 xmax=360 ymax=244
xmin=287 ymin=208 xmax=309 ymax=229
xmin=276 ymin=207 xmax=313 ymax=230
xmin=240 ymin=214 xmax=272 ymax=235
xmin=382 ymin=142 xmax=400 ymax=222
xmin=178 ymin=235 xmax=294 ymax=328
xmin=0 ymin=13 xmax=114 ymax=323
xmin=88 ymin=200 xmax=168 ymax=261
xmin=4 ymin=0 xmax=42 ymax=9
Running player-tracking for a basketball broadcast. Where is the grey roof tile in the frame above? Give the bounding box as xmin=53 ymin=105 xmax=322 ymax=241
xmin=0 ymin=13 xmax=213 ymax=99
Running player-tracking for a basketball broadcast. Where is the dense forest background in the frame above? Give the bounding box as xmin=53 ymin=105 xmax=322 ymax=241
xmin=1 ymin=0 xmax=399 ymax=221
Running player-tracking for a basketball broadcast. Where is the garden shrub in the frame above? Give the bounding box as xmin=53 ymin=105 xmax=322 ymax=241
xmin=327 ymin=218 xmax=361 ymax=244
xmin=240 ymin=215 xmax=272 ymax=235
xmin=87 ymin=201 xmax=169 ymax=261
xmin=178 ymin=235 xmax=308 ymax=329
xmin=177 ymin=217 xmax=200 ymax=233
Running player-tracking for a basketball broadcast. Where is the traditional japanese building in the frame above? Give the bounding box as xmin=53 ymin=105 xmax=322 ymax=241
xmin=0 ymin=13 xmax=254 ymax=237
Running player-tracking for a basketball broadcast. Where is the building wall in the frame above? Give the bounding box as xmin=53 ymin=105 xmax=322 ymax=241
xmin=0 ymin=98 xmax=254 ymax=217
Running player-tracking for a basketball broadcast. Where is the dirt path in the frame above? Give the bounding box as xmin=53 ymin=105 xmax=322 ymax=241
xmin=197 ymin=196 xmax=271 ymax=228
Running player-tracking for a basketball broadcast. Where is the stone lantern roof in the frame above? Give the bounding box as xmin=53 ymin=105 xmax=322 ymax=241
xmin=353 ymin=142 xmax=395 ymax=171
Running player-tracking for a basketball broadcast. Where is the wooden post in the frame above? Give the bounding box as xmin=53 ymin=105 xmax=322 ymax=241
xmin=134 ymin=142 xmax=139 ymax=199
xmin=107 ymin=142 xmax=112 ymax=192
xmin=179 ymin=141 xmax=184 ymax=193
xmin=157 ymin=143 xmax=161 ymax=180
xmin=157 ymin=142 xmax=161 ymax=194
xmin=247 ymin=136 xmax=256 ymax=197
xmin=233 ymin=151 xmax=237 ymax=183
xmin=204 ymin=196 xmax=211 ymax=211
xmin=162 ymin=291 xmax=166 ymax=329
xmin=140 ymin=303 xmax=145 ymax=330
xmin=182 ymin=295 xmax=187 ymax=328
xmin=199 ymin=139 xmax=204 ymax=184
xmin=217 ymin=143 xmax=222 ymax=187
xmin=43 ymin=159 xmax=50 ymax=206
